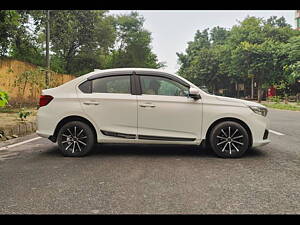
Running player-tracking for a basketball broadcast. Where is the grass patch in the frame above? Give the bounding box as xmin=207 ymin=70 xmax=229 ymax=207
xmin=0 ymin=106 xmax=37 ymax=113
xmin=0 ymin=107 xmax=37 ymax=130
xmin=263 ymin=103 xmax=300 ymax=111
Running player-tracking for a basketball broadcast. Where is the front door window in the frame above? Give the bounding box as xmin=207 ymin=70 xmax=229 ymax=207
xmin=140 ymin=76 xmax=189 ymax=97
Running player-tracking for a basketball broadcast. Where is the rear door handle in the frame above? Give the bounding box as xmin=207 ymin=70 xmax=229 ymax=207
xmin=139 ymin=103 xmax=156 ymax=108
xmin=83 ymin=101 xmax=100 ymax=105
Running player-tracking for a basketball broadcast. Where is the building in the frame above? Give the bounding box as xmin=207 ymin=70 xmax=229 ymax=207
xmin=296 ymin=10 xmax=300 ymax=30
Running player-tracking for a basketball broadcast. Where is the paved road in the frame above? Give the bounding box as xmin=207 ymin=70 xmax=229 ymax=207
xmin=0 ymin=108 xmax=299 ymax=214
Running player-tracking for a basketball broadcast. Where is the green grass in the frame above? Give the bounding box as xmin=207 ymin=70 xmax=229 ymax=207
xmin=263 ymin=103 xmax=300 ymax=111
xmin=0 ymin=106 xmax=37 ymax=113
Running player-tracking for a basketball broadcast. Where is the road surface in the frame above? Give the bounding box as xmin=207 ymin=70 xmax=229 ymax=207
xmin=0 ymin=108 xmax=299 ymax=214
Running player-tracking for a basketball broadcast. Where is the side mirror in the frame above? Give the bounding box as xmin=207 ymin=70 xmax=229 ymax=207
xmin=188 ymin=87 xmax=201 ymax=100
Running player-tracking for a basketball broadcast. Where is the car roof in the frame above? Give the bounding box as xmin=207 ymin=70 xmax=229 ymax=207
xmin=87 ymin=68 xmax=170 ymax=78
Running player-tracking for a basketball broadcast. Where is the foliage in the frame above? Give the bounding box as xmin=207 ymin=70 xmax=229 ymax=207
xmin=8 ymin=10 xmax=45 ymax=66
xmin=17 ymin=108 xmax=32 ymax=121
xmin=283 ymin=36 xmax=300 ymax=83
xmin=47 ymin=10 xmax=116 ymax=75
xmin=13 ymin=67 xmax=47 ymax=96
xmin=0 ymin=89 xmax=9 ymax=107
xmin=105 ymin=12 xmax=165 ymax=69
xmin=0 ymin=10 xmax=21 ymax=56
xmin=177 ymin=15 xmax=300 ymax=99
xmin=267 ymin=96 xmax=281 ymax=103
xmin=0 ymin=10 xmax=163 ymax=77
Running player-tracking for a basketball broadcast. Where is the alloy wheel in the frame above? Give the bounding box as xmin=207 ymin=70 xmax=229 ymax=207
xmin=210 ymin=121 xmax=249 ymax=158
xmin=57 ymin=121 xmax=95 ymax=157
xmin=61 ymin=126 xmax=88 ymax=153
xmin=216 ymin=126 xmax=245 ymax=155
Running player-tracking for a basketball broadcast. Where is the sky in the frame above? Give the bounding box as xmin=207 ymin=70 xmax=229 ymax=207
xmin=109 ymin=10 xmax=297 ymax=74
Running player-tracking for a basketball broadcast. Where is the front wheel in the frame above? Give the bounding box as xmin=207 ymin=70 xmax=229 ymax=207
xmin=209 ymin=121 xmax=249 ymax=158
xmin=57 ymin=121 xmax=95 ymax=157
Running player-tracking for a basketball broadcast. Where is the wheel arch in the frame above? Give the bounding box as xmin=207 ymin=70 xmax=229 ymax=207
xmin=205 ymin=117 xmax=253 ymax=148
xmin=49 ymin=115 xmax=98 ymax=143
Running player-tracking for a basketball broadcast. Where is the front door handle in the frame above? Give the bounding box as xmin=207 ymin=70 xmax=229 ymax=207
xmin=83 ymin=101 xmax=100 ymax=106
xmin=139 ymin=103 xmax=156 ymax=108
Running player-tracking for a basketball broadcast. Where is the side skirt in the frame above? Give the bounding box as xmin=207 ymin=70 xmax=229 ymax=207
xmin=100 ymin=130 xmax=196 ymax=142
xmin=138 ymin=135 xmax=196 ymax=142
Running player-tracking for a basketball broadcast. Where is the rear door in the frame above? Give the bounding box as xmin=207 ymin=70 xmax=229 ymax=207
xmin=77 ymin=74 xmax=138 ymax=140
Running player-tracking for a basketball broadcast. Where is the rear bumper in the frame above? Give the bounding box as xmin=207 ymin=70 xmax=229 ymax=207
xmin=36 ymin=130 xmax=51 ymax=138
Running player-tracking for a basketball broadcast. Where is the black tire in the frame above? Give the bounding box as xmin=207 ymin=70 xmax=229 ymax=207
xmin=209 ymin=121 xmax=249 ymax=158
xmin=57 ymin=121 xmax=95 ymax=157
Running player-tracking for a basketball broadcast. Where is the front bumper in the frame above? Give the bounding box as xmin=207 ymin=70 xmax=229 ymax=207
xmin=252 ymin=139 xmax=271 ymax=147
xmin=252 ymin=129 xmax=271 ymax=147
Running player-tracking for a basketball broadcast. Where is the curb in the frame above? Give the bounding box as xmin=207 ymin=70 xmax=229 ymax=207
xmin=0 ymin=121 xmax=37 ymax=141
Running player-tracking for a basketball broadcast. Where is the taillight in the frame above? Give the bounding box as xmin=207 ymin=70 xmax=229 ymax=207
xmin=39 ymin=95 xmax=53 ymax=107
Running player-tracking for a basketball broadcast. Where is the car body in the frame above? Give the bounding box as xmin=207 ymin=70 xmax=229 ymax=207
xmin=36 ymin=68 xmax=270 ymax=158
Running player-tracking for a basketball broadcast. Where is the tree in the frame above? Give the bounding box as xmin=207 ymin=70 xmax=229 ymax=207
xmin=176 ymin=29 xmax=211 ymax=79
xmin=210 ymin=26 xmax=229 ymax=46
xmin=25 ymin=10 xmax=163 ymax=75
xmin=0 ymin=10 xmax=46 ymax=66
xmin=227 ymin=16 xmax=298 ymax=101
xmin=177 ymin=15 xmax=300 ymax=101
xmin=48 ymin=10 xmax=116 ymax=75
xmin=106 ymin=12 xmax=164 ymax=69
xmin=0 ymin=10 xmax=22 ymax=56
xmin=283 ymin=36 xmax=300 ymax=83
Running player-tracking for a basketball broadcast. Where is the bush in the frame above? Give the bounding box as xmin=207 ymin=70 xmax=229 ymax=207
xmin=0 ymin=90 xmax=9 ymax=107
xmin=17 ymin=108 xmax=32 ymax=121
xmin=268 ymin=96 xmax=281 ymax=103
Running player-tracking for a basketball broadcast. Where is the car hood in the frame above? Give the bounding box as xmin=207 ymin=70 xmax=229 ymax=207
xmin=215 ymin=96 xmax=266 ymax=108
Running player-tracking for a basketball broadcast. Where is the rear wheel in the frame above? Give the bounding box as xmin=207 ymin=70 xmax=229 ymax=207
xmin=57 ymin=121 xmax=95 ymax=157
xmin=209 ymin=121 xmax=249 ymax=158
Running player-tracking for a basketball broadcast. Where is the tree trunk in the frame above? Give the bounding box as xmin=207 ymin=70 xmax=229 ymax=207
xmin=45 ymin=10 xmax=50 ymax=88
xmin=284 ymin=93 xmax=288 ymax=104
xmin=235 ymin=81 xmax=238 ymax=98
xmin=251 ymin=77 xmax=254 ymax=99
xmin=257 ymin=83 xmax=262 ymax=103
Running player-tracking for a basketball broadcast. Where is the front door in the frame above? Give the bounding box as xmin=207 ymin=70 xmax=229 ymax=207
xmin=137 ymin=75 xmax=202 ymax=143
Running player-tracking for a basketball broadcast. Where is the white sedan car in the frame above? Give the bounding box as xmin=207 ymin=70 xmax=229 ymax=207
xmin=37 ymin=68 xmax=270 ymax=158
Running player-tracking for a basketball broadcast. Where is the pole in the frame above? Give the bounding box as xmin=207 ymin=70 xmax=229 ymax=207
xmin=45 ymin=10 xmax=50 ymax=88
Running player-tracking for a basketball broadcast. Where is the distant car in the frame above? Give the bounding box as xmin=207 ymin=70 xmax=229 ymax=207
xmin=37 ymin=68 xmax=270 ymax=158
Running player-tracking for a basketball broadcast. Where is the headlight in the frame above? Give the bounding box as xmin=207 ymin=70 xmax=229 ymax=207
xmin=249 ymin=106 xmax=268 ymax=117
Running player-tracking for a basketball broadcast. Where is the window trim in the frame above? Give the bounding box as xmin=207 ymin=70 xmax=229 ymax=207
xmin=79 ymin=70 xmax=191 ymax=96
xmin=87 ymin=71 xmax=134 ymax=81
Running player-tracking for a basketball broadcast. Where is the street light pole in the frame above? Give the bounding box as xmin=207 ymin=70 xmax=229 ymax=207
xmin=45 ymin=10 xmax=50 ymax=88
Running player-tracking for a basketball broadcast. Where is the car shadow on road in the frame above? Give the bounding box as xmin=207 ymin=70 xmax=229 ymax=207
xmin=42 ymin=143 xmax=267 ymax=159
xmin=42 ymin=144 xmax=213 ymax=158
xmin=92 ymin=144 xmax=214 ymax=158
xmin=45 ymin=143 xmax=267 ymax=159
xmin=244 ymin=147 xmax=268 ymax=158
